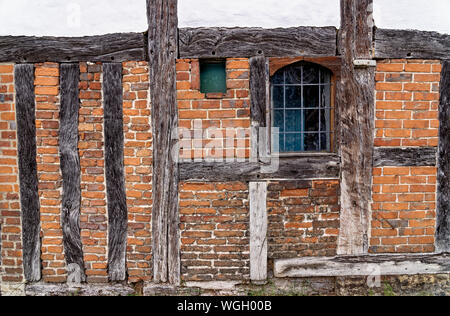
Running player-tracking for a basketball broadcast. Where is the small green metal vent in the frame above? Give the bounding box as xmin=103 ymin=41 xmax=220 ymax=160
xmin=200 ymin=60 xmax=227 ymax=94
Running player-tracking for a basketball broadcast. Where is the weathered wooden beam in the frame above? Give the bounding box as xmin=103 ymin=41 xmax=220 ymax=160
xmin=337 ymin=0 xmax=375 ymax=255
xmin=179 ymin=156 xmax=340 ymax=182
xmin=179 ymin=27 xmax=338 ymax=58
xmin=437 ymin=60 xmax=450 ymax=253
xmin=0 ymin=33 xmax=146 ymax=63
xmin=148 ymin=0 xmax=180 ymax=285
xmin=1 ymin=28 xmax=449 ymax=63
xmin=375 ymin=28 xmax=450 ymax=60
xmin=59 ymin=63 xmax=85 ymax=282
xmin=249 ymin=56 xmax=267 ymax=129
xmin=103 ymin=63 xmax=128 ymax=281
xmin=249 ymin=182 xmax=268 ymax=282
xmin=15 ymin=64 xmax=41 ymax=282
xmin=249 ymin=56 xmax=269 ymax=161
xmin=374 ymin=147 xmax=437 ymax=167
xmin=274 ymin=253 xmax=450 ymax=278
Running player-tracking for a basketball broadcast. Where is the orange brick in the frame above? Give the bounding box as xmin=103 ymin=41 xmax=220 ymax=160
xmin=376 ymin=82 xmax=403 ymax=91
xmin=404 ymin=83 xmax=431 ymax=91
xmin=35 ymin=86 xmax=59 ymax=96
xmin=376 ymin=64 xmax=404 ymax=72
xmin=35 ymin=67 xmax=59 ymax=77
xmin=404 ymin=64 xmax=431 ymax=72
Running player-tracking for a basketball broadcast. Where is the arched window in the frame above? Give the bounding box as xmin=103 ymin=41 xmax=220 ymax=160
xmin=271 ymin=61 xmax=333 ymax=153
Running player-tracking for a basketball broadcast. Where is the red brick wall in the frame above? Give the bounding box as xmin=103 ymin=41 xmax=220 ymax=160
xmin=371 ymin=59 xmax=441 ymax=253
xmin=0 ymin=64 xmax=24 ymax=283
xmin=375 ymin=59 xmax=440 ymax=147
xmin=176 ymin=59 xmax=251 ymax=161
xmin=267 ymin=180 xmax=340 ymax=259
xmin=179 ymin=182 xmax=250 ymax=281
xmin=34 ymin=62 xmax=66 ymax=282
xmin=78 ymin=62 xmax=108 ymax=282
xmin=122 ymin=61 xmax=152 ymax=282
xmin=371 ymin=166 xmax=437 ymax=253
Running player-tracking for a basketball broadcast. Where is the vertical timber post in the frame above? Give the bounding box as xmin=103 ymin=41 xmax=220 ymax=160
xmin=59 ymin=63 xmax=86 ymax=282
xmin=249 ymin=56 xmax=269 ymax=282
xmin=103 ymin=62 xmax=128 ymax=281
xmin=437 ymin=60 xmax=450 ymax=253
xmin=147 ymin=0 xmax=180 ymax=284
xmin=249 ymin=56 xmax=268 ymax=162
xmin=337 ymin=0 xmax=375 ymax=255
xmin=249 ymin=182 xmax=268 ymax=282
xmin=15 ymin=64 xmax=41 ymax=282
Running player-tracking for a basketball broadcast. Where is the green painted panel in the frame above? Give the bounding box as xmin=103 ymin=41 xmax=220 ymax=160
xmin=200 ymin=61 xmax=227 ymax=94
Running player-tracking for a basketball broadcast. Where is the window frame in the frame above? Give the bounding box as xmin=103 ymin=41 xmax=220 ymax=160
xmin=266 ymin=57 xmax=341 ymax=157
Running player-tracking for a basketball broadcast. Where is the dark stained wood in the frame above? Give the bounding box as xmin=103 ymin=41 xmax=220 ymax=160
xmin=250 ymin=56 xmax=268 ymax=161
xmin=180 ymin=156 xmax=340 ymax=182
xmin=437 ymin=60 xmax=450 ymax=253
xmin=375 ymin=28 xmax=450 ymax=60
xmin=1 ymin=28 xmax=450 ymax=63
xmin=103 ymin=63 xmax=128 ymax=281
xmin=0 ymin=33 xmax=146 ymax=63
xmin=179 ymin=27 xmax=338 ymax=58
xmin=336 ymin=0 xmax=375 ymax=255
xmin=15 ymin=64 xmax=41 ymax=282
xmin=147 ymin=0 xmax=180 ymax=285
xmin=374 ymin=147 xmax=437 ymax=167
xmin=59 ymin=63 xmax=86 ymax=282
xmin=250 ymin=56 xmax=267 ymax=128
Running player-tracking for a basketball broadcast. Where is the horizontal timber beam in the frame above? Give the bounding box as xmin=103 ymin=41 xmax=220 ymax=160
xmin=178 ymin=27 xmax=338 ymax=58
xmin=0 ymin=33 xmax=146 ymax=63
xmin=274 ymin=253 xmax=450 ymax=278
xmin=375 ymin=28 xmax=450 ymax=60
xmin=1 ymin=28 xmax=450 ymax=62
xmin=179 ymin=156 xmax=340 ymax=182
xmin=373 ymin=147 xmax=437 ymax=167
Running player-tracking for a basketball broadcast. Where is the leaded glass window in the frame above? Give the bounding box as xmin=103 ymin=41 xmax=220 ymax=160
xmin=271 ymin=62 xmax=333 ymax=153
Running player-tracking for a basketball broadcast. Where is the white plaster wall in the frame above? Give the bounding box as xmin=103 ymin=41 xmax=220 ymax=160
xmin=0 ymin=0 xmax=449 ymax=36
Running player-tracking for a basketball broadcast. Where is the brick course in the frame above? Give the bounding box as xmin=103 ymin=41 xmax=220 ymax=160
xmin=267 ymin=180 xmax=340 ymax=259
xmin=0 ymin=63 xmax=24 ymax=283
xmin=78 ymin=62 xmax=108 ymax=282
xmin=371 ymin=59 xmax=440 ymax=254
xmin=375 ymin=59 xmax=440 ymax=147
xmin=122 ymin=61 xmax=152 ymax=282
xmin=371 ymin=166 xmax=437 ymax=253
xmin=34 ymin=62 xmax=66 ymax=282
xmin=179 ymin=182 xmax=250 ymax=281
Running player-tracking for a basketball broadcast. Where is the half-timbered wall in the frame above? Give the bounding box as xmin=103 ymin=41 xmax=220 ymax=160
xmin=0 ymin=0 xmax=449 ymax=294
